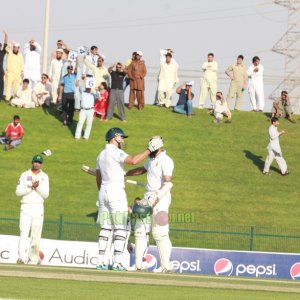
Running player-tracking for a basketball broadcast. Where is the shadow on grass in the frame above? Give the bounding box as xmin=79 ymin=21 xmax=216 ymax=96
xmin=243 ymin=150 xmax=280 ymax=174
xmin=42 ymin=105 xmax=77 ymax=136
xmin=86 ymin=211 xmax=98 ymax=223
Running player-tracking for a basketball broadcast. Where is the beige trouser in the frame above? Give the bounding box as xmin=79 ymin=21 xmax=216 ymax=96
xmin=5 ymin=72 xmax=22 ymax=101
xmin=32 ymin=92 xmax=51 ymax=106
xmin=263 ymin=149 xmax=287 ymax=174
xmin=158 ymin=90 xmax=173 ymax=107
xmin=11 ymin=98 xmax=35 ymax=108
xmin=226 ymin=81 xmax=243 ymax=110
xmin=51 ymin=79 xmax=59 ymax=104
xmin=199 ymin=78 xmax=217 ymax=108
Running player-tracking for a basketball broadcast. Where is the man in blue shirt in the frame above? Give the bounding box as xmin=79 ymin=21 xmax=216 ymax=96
xmin=59 ymin=64 xmax=77 ymax=125
xmin=173 ymin=81 xmax=194 ymax=118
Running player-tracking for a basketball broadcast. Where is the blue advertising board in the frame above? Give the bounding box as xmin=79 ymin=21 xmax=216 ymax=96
xmin=131 ymin=246 xmax=300 ymax=280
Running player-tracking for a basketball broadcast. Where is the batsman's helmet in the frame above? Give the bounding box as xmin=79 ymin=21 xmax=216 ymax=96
xmin=105 ymin=127 xmax=128 ymax=141
xmin=132 ymin=203 xmax=153 ymax=219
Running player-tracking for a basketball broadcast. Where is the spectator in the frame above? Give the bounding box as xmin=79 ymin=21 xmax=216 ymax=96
xmin=159 ymin=48 xmax=178 ymax=66
xmin=75 ymin=86 xmax=95 ymax=140
xmin=59 ymin=63 xmax=77 ymax=126
xmin=198 ymin=53 xmax=218 ymax=109
xmin=83 ymin=45 xmax=99 ymax=77
xmin=4 ymin=41 xmax=24 ymax=101
xmin=32 ymin=74 xmax=52 ymax=107
xmin=49 ymin=49 xmax=64 ymax=104
xmin=24 ymin=38 xmax=41 ymax=89
xmin=16 ymin=154 xmax=49 ymax=264
xmin=84 ymin=55 xmax=110 ymax=91
xmin=247 ymin=56 xmax=264 ymax=112
xmin=107 ymin=63 xmax=127 ymax=121
xmin=0 ymin=31 xmax=8 ymax=99
xmin=124 ymin=52 xmax=136 ymax=91
xmin=263 ymin=117 xmax=289 ymax=176
xmin=173 ymin=81 xmax=194 ymax=118
xmin=127 ymin=51 xmax=147 ymax=110
xmin=271 ymin=91 xmax=296 ymax=123
xmin=94 ymin=82 xmax=109 ymax=120
xmin=51 ymin=39 xmax=70 ymax=60
xmin=0 ymin=115 xmax=25 ymax=150
xmin=225 ymin=55 xmax=248 ymax=111
xmin=10 ymin=78 xmax=34 ymax=108
xmin=214 ymin=92 xmax=232 ymax=123
xmin=157 ymin=52 xmax=178 ymax=108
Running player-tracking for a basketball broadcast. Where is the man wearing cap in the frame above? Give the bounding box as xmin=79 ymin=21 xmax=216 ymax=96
xmin=51 ymin=40 xmax=70 ymax=60
xmin=173 ymin=82 xmax=194 ymax=118
xmin=127 ymin=51 xmax=147 ymax=110
xmin=0 ymin=115 xmax=25 ymax=150
xmin=198 ymin=53 xmax=218 ymax=109
xmin=157 ymin=52 xmax=178 ymax=108
xmin=95 ymin=128 xmax=163 ymax=271
xmin=49 ymin=49 xmax=64 ymax=104
xmin=24 ymin=38 xmax=42 ymax=89
xmin=4 ymin=41 xmax=24 ymax=101
xmin=0 ymin=31 xmax=8 ymax=99
xmin=59 ymin=62 xmax=77 ymax=125
xmin=74 ymin=86 xmax=95 ymax=140
xmin=225 ymin=55 xmax=248 ymax=111
xmin=16 ymin=154 xmax=49 ymax=264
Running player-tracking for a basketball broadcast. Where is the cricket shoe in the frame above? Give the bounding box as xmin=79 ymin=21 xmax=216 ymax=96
xmin=96 ymin=263 xmax=109 ymax=271
xmin=112 ymin=263 xmax=127 ymax=271
xmin=152 ymin=266 xmax=175 ymax=273
xmin=127 ymin=263 xmax=148 ymax=272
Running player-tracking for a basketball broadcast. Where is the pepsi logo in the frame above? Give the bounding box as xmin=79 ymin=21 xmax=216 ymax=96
xmin=214 ymin=258 xmax=233 ymax=276
xmin=146 ymin=254 xmax=157 ymax=271
xmin=290 ymin=262 xmax=300 ymax=280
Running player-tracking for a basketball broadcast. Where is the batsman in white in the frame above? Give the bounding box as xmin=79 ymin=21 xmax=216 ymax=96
xmin=126 ymin=136 xmax=174 ymax=273
xmin=95 ymin=128 xmax=163 ymax=271
xmin=16 ymin=154 xmax=49 ymax=264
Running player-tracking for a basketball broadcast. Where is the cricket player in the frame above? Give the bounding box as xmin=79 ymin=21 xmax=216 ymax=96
xmin=198 ymin=53 xmax=218 ymax=109
xmin=16 ymin=154 xmax=49 ymax=264
xmin=95 ymin=128 xmax=163 ymax=271
xmin=247 ymin=56 xmax=264 ymax=112
xmin=126 ymin=136 xmax=174 ymax=273
xmin=263 ymin=117 xmax=289 ymax=176
xmin=225 ymin=55 xmax=248 ymax=110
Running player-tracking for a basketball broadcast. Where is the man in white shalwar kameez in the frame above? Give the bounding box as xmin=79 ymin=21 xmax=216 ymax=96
xmin=157 ymin=53 xmax=178 ymax=108
xmin=49 ymin=49 xmax=64 ymax=104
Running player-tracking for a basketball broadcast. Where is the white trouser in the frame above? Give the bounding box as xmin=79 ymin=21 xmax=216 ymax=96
xmin=75 ymin=109 xmax=94 ymax=139
xmin=248 ymin=85 xmax=264 ymax=111
xmin=263 ymin=148 xmax=287 ymax=174
xmin=198 ymin=78 xmax=217 ymax=108
xmin=98 ymin=185 xmax=129 ymax=265
xmin=32 ymin=92 xmax=51 ymax=106
xmin=18 ymin=203 xmax=44 ymax=263
xmin=214 ymin=110 xmax=231 ymax=120
xmin=158 ymin=90 xmax=173 ymax=107
xmin=10 ymin=98 xmax=35 ymax=108
xmin=51 ymin=79 xmax=59 ymax=104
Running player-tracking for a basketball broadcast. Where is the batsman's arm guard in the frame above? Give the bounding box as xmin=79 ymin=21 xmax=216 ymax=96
xmin=146 ymin=182 xmax=173 ymax=207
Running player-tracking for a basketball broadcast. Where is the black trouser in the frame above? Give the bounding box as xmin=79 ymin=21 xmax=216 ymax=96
xmin=62 ymin=92 xmax=75 ymax=123
xmin=0 ymin=69 xmax=4 ymax=98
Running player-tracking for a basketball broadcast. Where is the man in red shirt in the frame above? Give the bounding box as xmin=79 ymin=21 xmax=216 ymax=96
xmin=0 ymin=115 xmax=24 ymax=150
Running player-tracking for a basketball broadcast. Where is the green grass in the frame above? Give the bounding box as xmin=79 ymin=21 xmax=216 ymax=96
xmin=0 ymin=101 xmax=299 ymax=252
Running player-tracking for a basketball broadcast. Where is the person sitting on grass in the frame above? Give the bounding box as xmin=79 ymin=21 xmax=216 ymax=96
xmin=0 ymin=115 xmax=25 ymax=150
xmin=271 ymin=91 xmax=296 ymax=124
xmin=173 ymin=81 xmax=194 ymax=118
xmin=10 ymin=78 xmax=34 ymax=108
xmin=214 ymin=91 xmax=232 ymax=124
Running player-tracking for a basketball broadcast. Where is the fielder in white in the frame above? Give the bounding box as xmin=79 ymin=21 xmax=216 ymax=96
xmin=198 ymin=53 xmax=218 ymax=109
xmin=263 ymin=117 xmax=289 ymax=176
xmin=126 ymin=136 xmax=174 ymax=273
xmin=24 ymin=39 xmax=42 ymax=89
xmin=247 ymin=56 xmax=264 ymax=112
xmin=16 ymin=154 xmax=49 ymax=264
xmin=95 ymin=128 xmax=163 ymax=271
xmin=74 ymin=85 xmax=95 ymax=140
